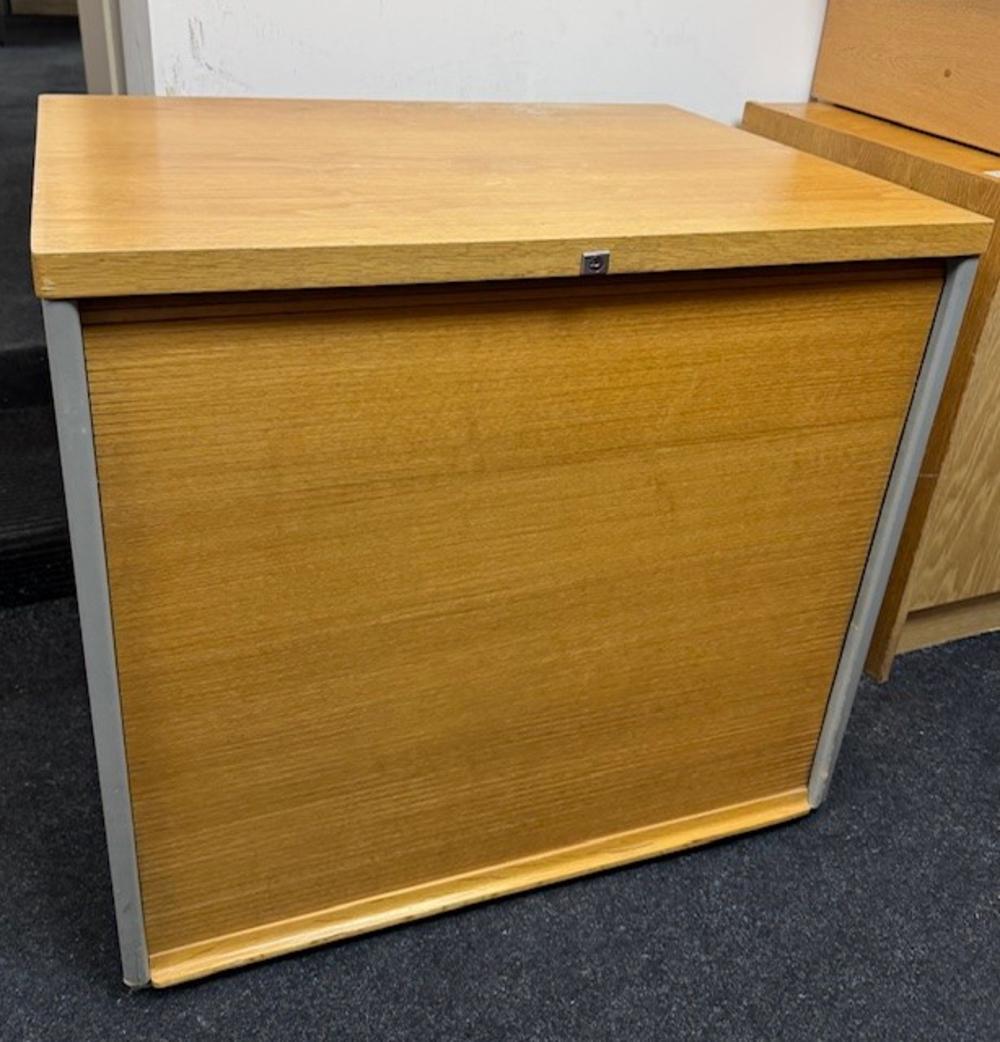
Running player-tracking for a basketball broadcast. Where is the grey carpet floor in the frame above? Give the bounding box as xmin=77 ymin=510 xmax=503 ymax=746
xmin=1 ymin=596 xmax=997 ymax=1041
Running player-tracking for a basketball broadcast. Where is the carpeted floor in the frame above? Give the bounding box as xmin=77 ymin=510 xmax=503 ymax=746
xmin=1 ymin=597 xmax=997 ymax=1041
xmin=2 ymin=17 xmax=998 ymax=1042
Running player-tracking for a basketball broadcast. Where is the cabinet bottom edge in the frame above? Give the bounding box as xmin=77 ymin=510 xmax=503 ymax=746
xmin=146 ymin=786 xmax=809 ymax=987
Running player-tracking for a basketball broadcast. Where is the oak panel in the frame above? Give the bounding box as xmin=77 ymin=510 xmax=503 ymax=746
xmin=909 ymin=281 xmax=1000 ymax=607
xmin=812 ymin=0 xmax=1000 ymax=153
xmin=898 ymin=592 xmax=1000 ymax=655
xmin=743 ymin=103 xmax=1000 ymax=216
xmin=85 ymin=269 xmax=940 ymax=963
xmin=30 ymin=95 xmax=989 ymax=298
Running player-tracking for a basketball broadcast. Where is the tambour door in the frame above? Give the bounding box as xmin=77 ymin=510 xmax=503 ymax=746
xmin=81 ymin=264 xmax=942 ymax=982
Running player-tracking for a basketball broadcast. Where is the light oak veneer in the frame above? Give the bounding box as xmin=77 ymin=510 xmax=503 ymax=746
xmin=31 ymin=95 xmax=988 ymax=299
xmin=82 ymin=268 xmax=942 ymax=983
xmin=812 ymin=0 xmax=1000 ymax=154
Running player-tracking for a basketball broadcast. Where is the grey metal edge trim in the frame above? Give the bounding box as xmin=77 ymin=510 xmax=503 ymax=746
xmin=42 ymin=300 xmax=151 ymax=988
xmin=808 ymin=256 xmax=979 ymax=808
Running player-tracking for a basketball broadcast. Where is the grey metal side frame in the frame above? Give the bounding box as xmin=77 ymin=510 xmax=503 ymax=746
xmin=809 ymin=256 xmax=979 ymax=807
xmin=42 ymin=300 xmax=150 ymax=988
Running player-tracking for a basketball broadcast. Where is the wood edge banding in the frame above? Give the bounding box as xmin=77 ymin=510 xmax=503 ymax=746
xmin=148 ymin=788 xmax=809 ymax=987
xmin=78 ymin=259 xmax=946 ymax=327
xmin=35 ymin=223 xmax=989 ymax=301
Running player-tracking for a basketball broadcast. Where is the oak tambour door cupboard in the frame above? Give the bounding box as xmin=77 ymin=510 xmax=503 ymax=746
xmin=31 ymin=96 xmax=990 ymax=987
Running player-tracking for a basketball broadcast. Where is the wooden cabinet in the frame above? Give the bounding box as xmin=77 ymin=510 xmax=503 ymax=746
xmin=32 ymin=96 xmax=990 ymax=986
xmin=812 ymin=0 xmax=1000 ymax=154
xmin=743 ymin=101 xmax=1000 ymax=674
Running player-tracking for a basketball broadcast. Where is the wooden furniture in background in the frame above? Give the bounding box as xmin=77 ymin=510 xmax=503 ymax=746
xmin=743 ymin=101 xmax=1000 ymax=674
xmin=812 ymin=0 xmax=1000 ymax=154
xmin=32 ymin=95 xmax=990 ymax=986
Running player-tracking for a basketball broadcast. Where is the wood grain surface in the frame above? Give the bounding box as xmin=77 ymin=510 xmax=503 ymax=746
xmin=812 ymin=0 xmax=1000 ymax=153
xmin=742 ymin=103 xmax=1000 ymax=217
xmin=83 ymin=267 xmax=941 ymax=977
xmin=898 ymin=592 xmax=1000 ymax=655
xmin=910 ymin=279 xmax=1000 ymax=607
xmin=742 ymin=101 xmax=1000 ymax=675
xmin=148 ymin=789 xmax=809 ymax=986
xmin=30 ymin=95 xmax=989 ymax=299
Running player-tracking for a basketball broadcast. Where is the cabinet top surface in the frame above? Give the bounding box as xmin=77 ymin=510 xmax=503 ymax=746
xmin=31 ymin=95 xmax=991 ymax=299
xmin=748 ymin=103 xmax=1000 ymax=195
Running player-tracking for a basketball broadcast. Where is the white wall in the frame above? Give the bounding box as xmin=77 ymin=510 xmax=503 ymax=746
xmin=142 ymin=0 xmax=826 ymax=125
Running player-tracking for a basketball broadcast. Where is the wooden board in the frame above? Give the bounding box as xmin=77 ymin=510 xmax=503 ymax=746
xmin=82 ymin=266 xmax=942 ymax=983
xmin=30 ymin=95 xmax=990 ymax=299
xmin=908 ymin=273 xmax=1000 ymax=607
xmin=742 ymin=101 xmax=1000 ymax=676
xmin=742 ymin=103 xmax=1000 ymax=216
xmin=904 ymin=591 xmax=1000 ymax=654
xmin=812 ymin=0 xmax=1000 ymax=154
xmin=898 ymin=592 xmax=1000 ymax=655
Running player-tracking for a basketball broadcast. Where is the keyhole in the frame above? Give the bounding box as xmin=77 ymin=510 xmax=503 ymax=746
xmin=580 ymin=250 xmax=610 ymax=275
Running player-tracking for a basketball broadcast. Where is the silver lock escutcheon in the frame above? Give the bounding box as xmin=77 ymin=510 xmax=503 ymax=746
xmin=580 ymin=250 xmax=611 ymax=276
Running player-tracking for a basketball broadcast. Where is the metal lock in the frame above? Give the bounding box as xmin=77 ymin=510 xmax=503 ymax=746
xmin=580 ymin=250 xmax=611 ymax=275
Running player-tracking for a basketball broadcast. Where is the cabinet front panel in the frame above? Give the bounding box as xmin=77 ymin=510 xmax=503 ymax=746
xmin=84 ymin=268 xmax=941 ymax=967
